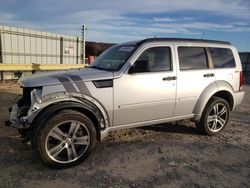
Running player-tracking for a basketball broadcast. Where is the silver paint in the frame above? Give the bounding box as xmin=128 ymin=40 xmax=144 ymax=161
xmin=11 ymin=39 xmax=245 ymax=142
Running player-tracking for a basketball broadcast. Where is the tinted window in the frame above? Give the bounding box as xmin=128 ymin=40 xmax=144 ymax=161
xmin=210 ymin=48 xmax=236 ymax=68
xmin=132 ymin=47 xmax=171 ymax=73
xmin=178 ymin=47 xmax=208 ymax=70
xmin=90 ymin=45 xmax=136 ymax=71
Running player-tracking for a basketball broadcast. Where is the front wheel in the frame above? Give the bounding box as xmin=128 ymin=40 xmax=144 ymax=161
xmin=35 ymin=110 xmax=97 ymax=168
xmin=196 ymin=97 xmax=230 ymax=136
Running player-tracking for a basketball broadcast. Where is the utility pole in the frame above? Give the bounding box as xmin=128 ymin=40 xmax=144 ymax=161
xmin=82 ymin=25 xmax=86 ymax=64
xmin=201 ymin=31 xmax=206 ymax=39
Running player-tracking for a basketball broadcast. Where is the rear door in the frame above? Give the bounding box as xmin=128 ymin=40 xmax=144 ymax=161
xmin=175 ymin=45 xmax=216 ymax=116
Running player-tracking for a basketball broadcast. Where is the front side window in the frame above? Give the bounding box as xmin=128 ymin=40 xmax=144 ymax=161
xmin=131 ymin=47 xmax=171 ymax=73
xmin=90 ymin=45 xmax=137 ymax=71
xmin=210 ymin=48 xmax=236 ymax=68
xmin=178 ymin=47 xmax=208 ymax=70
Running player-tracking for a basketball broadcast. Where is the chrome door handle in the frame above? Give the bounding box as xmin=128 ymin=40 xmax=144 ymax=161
xmin=163 ymin=76 xmax=177 ymax=81
xmin=203 ymin=73 xmax=214 ymax=77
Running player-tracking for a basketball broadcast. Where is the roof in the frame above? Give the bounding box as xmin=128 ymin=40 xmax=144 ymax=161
xmin=136 ymin=38 xmax=231 ymax=46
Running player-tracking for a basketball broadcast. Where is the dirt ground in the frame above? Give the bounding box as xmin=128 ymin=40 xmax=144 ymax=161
xmin=0 ymin=81 xmax=249 ymax=188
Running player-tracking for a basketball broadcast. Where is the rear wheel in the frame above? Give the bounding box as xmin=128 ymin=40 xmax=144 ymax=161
xmin=35 ymin=110 xmax=97 ymax=168
xmin=196 ymin=97 xmax=230 ymax=136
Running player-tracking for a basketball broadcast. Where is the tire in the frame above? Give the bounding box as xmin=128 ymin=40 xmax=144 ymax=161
xmin=34 ymin=110 xmax=97 ymax=168
xmin=196 ymin=96 xmax=230 ymax=136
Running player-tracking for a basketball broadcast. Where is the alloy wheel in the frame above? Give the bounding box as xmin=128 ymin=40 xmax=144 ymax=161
xmin=45 ymin=120 xmax=90 ymax=163
xmin=207 ymin=103 xmax=228 ymax=132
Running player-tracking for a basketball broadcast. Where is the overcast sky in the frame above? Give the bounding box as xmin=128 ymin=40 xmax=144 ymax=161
xmin=0 ymin=0 xmax=250 ymax=51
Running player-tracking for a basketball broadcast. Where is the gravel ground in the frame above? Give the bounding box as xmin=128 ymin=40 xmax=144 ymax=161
xmin=0 ymin=81 xmax=249 ymax=188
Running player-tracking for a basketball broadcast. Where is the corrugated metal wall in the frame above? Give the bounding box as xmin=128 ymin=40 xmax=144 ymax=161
xmin=0 ymin=25 xmax=82 ymax=65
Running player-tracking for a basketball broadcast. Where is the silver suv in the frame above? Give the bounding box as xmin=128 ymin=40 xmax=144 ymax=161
xmin=7 ymin=38 xmax=245 ymax=168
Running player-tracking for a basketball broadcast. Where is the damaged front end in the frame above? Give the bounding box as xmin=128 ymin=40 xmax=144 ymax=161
xmin=6 ymin=68 xmax=112 ymax=144
xmin=6 ymin=87 xmax=42 ymax=140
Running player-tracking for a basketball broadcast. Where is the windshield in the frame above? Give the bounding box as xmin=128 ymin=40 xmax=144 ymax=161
xmin=89 ymin=45 xmax=137 ymax=71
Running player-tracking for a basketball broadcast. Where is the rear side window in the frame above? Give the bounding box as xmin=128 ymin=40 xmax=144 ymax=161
xmin=178 ymin=47 xmax=208 ymax=70
xmin=210 ymin=48 xmax=236 ymax=68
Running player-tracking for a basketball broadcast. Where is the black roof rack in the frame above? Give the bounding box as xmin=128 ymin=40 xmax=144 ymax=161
xmin=136 ymin=38 xmax=231 ymax=46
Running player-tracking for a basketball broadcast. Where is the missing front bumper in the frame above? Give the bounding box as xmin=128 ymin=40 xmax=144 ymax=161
xmin=7 ymin=104 xmax=28 ymax=128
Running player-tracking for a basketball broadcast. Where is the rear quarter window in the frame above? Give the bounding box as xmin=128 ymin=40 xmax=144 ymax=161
xmin=210 ymin=48 xmax=236 ymax=68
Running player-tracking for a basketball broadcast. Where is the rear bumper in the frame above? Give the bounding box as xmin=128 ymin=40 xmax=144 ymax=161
xmin=233 ymin=91 xmax=245 ymax=109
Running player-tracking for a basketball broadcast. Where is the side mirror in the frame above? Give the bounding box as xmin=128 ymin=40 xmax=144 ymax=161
xmin=129 ymin=60 xmax=149 ymax=74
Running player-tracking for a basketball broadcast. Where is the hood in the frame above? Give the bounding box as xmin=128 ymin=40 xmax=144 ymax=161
xmin=19 ymin=68 xmax=114 ymax=87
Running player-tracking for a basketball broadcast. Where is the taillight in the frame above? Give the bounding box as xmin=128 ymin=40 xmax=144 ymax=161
xmin=239 ymin=71 xmax=243 ymax=91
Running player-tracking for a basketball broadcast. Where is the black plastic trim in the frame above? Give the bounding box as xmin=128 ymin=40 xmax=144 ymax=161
xmin=93 ymin=79 xmax=113 ymax=88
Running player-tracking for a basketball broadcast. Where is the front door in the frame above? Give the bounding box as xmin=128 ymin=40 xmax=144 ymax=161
xmin=113 ymin=46 xmax=177 ymax=126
